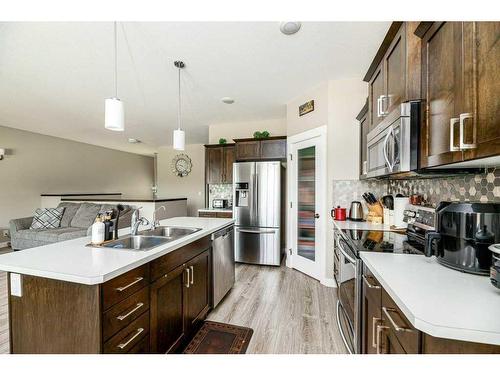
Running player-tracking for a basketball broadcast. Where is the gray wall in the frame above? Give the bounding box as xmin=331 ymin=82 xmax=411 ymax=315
xmin=0 ymin=126 xmax=154 ymax=228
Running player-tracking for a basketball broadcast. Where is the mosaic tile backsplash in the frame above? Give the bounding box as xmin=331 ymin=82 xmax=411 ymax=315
xmin=332 ymin=168 xmax=500 ymax=210
xmin=208 ymin=183 xmax=233 ymax=208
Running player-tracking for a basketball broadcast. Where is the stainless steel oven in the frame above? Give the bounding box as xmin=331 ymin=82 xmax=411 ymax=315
xmin=334 ymin=230 xmax=362 ymax=354
xmin=366 ymin=101 xmax=421 ymax=178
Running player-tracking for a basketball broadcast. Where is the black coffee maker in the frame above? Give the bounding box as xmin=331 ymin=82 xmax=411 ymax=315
xmin=425 ymin=202 xmax=500 ymax=275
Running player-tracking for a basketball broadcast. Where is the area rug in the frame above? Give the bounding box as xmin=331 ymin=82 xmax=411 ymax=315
xmin=183 ymin=321 xmax=253 ymax=354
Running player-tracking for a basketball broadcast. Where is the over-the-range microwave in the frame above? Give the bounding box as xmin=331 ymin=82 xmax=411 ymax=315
xmin=366 ymin=101 xmax=421 ymax=178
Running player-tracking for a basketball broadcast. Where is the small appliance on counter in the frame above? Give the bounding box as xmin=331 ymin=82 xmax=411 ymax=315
xmin=332 ymin=206 xmax=347 ymax=221
xmin=393 ymin=196 xmax=409 ymax=228
xmin=362 ymin=192 xmax=383 ymax=223
xmin=348 ymin=201 xmax=364 ymax=221
xmin=425 ymin=202 xmax=500 ymax=275
xmin=489 ymin=244 xmax=500 ymax=288
xmin=212 ymin=198 xmax=230 ymax=209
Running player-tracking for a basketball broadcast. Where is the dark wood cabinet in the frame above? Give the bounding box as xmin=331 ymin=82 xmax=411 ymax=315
xmin=418 ymin=21 xmax=500 ymax=168
xmin=185 ymin=250 xmax=211 ymax=333
xmin=198 ymin=211 xmax=233 ymax=218
xmin=205 ymin=144 xmax=235 ymax=184
xmin=234 ymin=136 xmax=286 ymax=161
xmin=364 ymin=22 xmax=422 ymax=130
xmin=357 ymin=100 xmax=369 ymax=179
xmin=149 ymin=263 xmax=188 ymax=354
xmin=361 ymin=270 xmax=382 ymax=354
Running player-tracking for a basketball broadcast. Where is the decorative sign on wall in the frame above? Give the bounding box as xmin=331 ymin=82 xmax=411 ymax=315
xmin=299 ymin=100 xmax=314 ymax=117
xmin=171 ymin=154 xmax=192 ymax=177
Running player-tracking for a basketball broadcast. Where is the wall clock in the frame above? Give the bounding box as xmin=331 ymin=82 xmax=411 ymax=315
xmin=171 ymin=154 xmax=192 ymax=177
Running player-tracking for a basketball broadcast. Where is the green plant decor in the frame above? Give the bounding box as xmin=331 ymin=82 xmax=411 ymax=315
xmin=218 ymin=138 xmax=227 ymax=144
xmin=253 ymin=131 xmax=270 ymax=139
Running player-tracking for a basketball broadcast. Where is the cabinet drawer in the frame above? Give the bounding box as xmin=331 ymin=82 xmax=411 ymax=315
xmin=102 ymin=265 xmax=150 ymax=310
xmin=362 ymin=270 xmax=382 ymax=306
xmin=103 ymin=311 xmax=150 ymax=354
xmin=127 ymin=334 xmax=150 ymax=354
xmin=381 ymin=289 xmax=420 ymax=354
xmin=102 ymin=286 xmax=150 ymax=341
xmin=216 ymin=212 xmax=232 ymax=218
xmin=150 ymin=236 xmax=210 ymax=281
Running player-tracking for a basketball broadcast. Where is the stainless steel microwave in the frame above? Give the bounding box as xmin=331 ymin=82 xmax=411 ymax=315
xmin=366 ymin=101 xmax=421 ymax=178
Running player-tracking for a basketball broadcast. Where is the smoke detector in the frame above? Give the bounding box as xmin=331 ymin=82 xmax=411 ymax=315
xmin=221 ymin=97 xmax=235 ymax=104
xmin=280 ymin=22 xmax=301 ymax=35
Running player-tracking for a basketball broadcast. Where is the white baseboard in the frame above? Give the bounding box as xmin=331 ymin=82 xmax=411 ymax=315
xmin=320 ymin=277 xmax=337 ymax=288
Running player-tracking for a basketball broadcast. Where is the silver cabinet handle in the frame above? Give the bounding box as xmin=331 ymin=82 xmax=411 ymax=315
xmin=116 ymin=303 xmax=144 ymax=321
xmin=377 ymin=96 xmax=382 ymax=118
xmin=362 ymin=160 xmax=368 ymax=175
xmin=115 ymin=277 xmax=143 ymax=292
xmin=190 ymin=265 xmax=194 ymax=285
xmin=449 ymin=117 xmax=460 ymax=151
xmin=376 ymin=324 xmax=388 ymax=354
xmin=185 ymin=268 xmax=190 ymax=288
xmin=372 ymin=317 xmax=381 ymax=349
xmin=117 ymin=328 xmax=144 ymax=350
xmin=459 ymin=112 xmax=476 ymax=149
xmin=380 ymin=95 xmax=388 ymax=115
xmin=362 ymin=274 xmax=381 ymax=290
xmin=382 ymin=307 xmax=414 ymax=333
xmin=236 ymin=228 xmax=276 ymax=234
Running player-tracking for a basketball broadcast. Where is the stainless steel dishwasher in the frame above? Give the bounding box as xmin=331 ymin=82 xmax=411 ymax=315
xmin=211 ymin=225 xmax=235 ymax=307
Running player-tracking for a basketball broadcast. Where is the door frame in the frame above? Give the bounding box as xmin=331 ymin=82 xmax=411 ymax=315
xmin=286 ymin=125 xmax=327 ymax=283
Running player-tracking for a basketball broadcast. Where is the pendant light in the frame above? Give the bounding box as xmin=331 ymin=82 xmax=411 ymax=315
xmin=173 ymin=60 xmax=185 ymax=150
xmin=105 ymin=22 xmax=124 ymax=132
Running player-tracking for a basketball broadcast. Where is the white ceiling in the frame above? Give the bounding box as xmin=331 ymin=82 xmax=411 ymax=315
xmin=0 ymin=22 xmax=390 ymax=155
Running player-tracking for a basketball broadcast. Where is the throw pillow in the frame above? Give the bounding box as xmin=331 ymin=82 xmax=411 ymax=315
xmin=30 ymin=207 xmax=65 ymax=230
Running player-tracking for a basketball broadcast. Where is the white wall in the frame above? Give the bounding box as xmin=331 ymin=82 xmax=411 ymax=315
xmin=157 ymin=144 xmax=205 ymax=216
xmin=0 ymin=126 xmax=154 ymax=228
xmin=208 ymin=119 xmax=286 ymax=143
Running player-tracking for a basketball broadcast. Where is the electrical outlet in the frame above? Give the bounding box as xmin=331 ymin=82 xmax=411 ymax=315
xmin=2 ymin=229 xmax=10 ymax=238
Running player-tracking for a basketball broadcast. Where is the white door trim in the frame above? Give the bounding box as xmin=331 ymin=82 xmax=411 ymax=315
xmin=286 ymin=125 xmax=327 ymax=283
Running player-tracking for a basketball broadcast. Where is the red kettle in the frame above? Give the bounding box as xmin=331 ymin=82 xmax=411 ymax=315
xmin=331 ymin=206 xmax=347 ymax=221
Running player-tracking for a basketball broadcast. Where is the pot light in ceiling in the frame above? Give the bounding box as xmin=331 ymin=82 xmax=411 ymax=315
xmin=280 ymin=22 xmax=302 ymax=35
xmin=127 ymin=138 xmax=141 ymax=144
xmin=221 ymin=97 xmax=235 ymax=104
xmin=173 ymin=60 xmax=186 ymax=151
xmin=105 ymin=22 xmax=124 ymax=132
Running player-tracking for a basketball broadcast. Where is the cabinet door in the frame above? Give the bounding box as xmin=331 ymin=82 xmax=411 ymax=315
xmin=378 ymin=326 xmax=407 ymax=354
xmin=359 ymin=112 xmax=369 ymax=178
xmin=223 ymin=146 xmax=235 ymax=183
xmin=420 ymin=22 xmax=464 ymax=168
xmin=260 ymin=139 xmax=286 ymax=160
xmin=361 ymin=273 xmax=382 ymax=354
xmin=463 ymin=22 xmax=500 ymax=160
xmin=149 ymin=263 xmax=187 ymax=354
xmin=235 ymin=140 xmax=261 ymax=161
xmin=185 ymin=250 xmax=211 ymax=333
xmin=369 ymin=65 xmax=385 ymax=130
xmin=206 ymin=147 xmax=223 ymax=184
xmin=384 ymin=24 xmax=406 ymax=115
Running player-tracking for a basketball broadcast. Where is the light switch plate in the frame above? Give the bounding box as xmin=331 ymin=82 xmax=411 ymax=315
xmin=10 ymin=273 xmax=22 ymax=297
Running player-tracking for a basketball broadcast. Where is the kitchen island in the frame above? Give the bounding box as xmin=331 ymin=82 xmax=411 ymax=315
xmin=0 ymin=217 xmax=234 ymax=354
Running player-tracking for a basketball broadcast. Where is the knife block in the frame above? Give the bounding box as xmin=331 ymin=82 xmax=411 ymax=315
xmin=366 ymin=201 xmax=384 ymax=223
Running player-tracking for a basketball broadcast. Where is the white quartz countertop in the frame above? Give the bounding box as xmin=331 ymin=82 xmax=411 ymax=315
xmin=332 ymin=219 xmax=395 ymax=231
xmin=198 ymin=208 xmax=233 ymax=213
xmin=0 ymin=217 xmax=234 ymax=285
xmin=360 ymin=252 xmax=500 ymax=346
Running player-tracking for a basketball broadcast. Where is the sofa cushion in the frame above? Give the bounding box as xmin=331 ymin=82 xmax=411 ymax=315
xmin=30 ymin=208 xmax=65 ymax=229
xmin=70 ymin=203 xmax=101 ymax=228
xmin=57 ymin=202 xmax=81 ymax=227
xmin=15 ymin=227 xmax=84 ymax=242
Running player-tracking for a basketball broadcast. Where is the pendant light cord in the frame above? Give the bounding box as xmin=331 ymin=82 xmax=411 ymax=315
xmin=114 ymin=21 xmax=118 ymax=98
xmin=177 ymin=64 xmax=181 ymax=131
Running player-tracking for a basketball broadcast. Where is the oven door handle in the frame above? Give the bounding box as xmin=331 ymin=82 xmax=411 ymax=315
xmin=338 ymin=239 xmax=357 ymax=264
xmin=336 ymin=301 xmax=353 ymax=354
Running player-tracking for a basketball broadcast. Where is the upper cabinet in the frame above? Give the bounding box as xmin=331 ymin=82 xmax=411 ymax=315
xmin=357 ymin=99 xmax=369 ymax=179
xmin=205 ymin=144 xmax=235 ymax=184
xmin=364 ymin=22 xmax=422 ymax=131
xmin=234 ymin=136 xmax=287 ymax=161
xmin=417 ymin=22 xmax=500 ymax=168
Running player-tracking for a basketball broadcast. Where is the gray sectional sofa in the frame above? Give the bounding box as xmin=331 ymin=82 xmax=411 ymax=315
xmin=9 ymin=202 xmax=132 ymax=250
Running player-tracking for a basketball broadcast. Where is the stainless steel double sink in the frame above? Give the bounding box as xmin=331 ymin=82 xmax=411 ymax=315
xmin=97 ymin=226 xmax=202 ymax=251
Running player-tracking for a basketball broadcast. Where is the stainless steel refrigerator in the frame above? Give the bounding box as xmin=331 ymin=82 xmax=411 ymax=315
xmin=233 ymin=161 xmax=282 ymax=266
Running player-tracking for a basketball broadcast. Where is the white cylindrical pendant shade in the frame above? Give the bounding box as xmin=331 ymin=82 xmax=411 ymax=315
xmin=105 ymin=98 xmax=124 ymax=131
xmin=173 ymin=129 xmax=185 ymax=150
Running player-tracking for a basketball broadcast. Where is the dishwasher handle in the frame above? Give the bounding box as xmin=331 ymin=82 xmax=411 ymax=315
xmin=211 ymin=225 xmax=234 ymax=241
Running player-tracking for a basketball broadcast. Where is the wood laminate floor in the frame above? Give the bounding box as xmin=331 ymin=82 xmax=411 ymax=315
xmin=208 ymin=263 xmax=347 ymax=354
xmin=0 ymin=259 xmax=346 ymax=354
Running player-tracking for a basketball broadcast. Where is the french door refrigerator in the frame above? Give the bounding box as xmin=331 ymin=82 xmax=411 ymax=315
xmin=233 ymin=161 xmax=282 ymax=266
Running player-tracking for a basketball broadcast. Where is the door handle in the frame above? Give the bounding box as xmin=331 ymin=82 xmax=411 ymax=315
xmin=459 ymin=113 xmax=476 ymax=149
xmin=382 ymin=307 xmax=415 ymax=333
xmin=372 ymin=317 xmax=381 ymax=349
xmin=314 ymin=213 xmax=320 ymax=219
xmin=362 ymin=274 xmax=381 ymax=290
xmin=185 ymin=268 xmax=190 ymax=288
xmin=190 ymin=265 xmax=194 ymax=285
xmin=236 ymin=228 xmax=277 ymax=234
xmin=376 ymin=324 xmax=389 ymax=354
xmin=117 ymin=328 xmax=144 ymax=350
xmin=116 ymin=302 xmax=144 ymax=321
xmin=383 ymin=128 xmax=392 ymax=172
xmin=115 ymin=277 xmax=144 ymax=292
xmin=377 ymin=96 xmax=382 ymax=118
xmin=380 ymin=95 xmax=388 ymax=116
xmin=449 ymin=117 xmax=460 ymax=151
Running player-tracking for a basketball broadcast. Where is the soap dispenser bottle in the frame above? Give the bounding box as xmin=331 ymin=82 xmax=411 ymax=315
xmin=91 ymin=216 xmax=105 ymax=245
